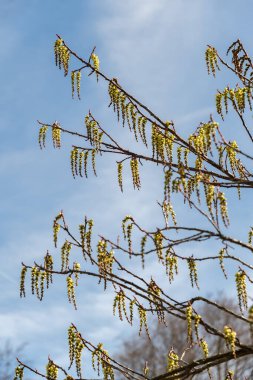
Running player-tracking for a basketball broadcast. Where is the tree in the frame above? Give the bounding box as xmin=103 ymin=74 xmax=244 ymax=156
xmin=14 ymin=36 xmax=253 ymax=380
xmin=117 ymin=297 xmax=253 ymax=379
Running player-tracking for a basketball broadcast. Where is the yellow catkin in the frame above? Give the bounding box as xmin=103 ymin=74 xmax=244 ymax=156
xmin=138 ymin=306 xmax=150 ymax=338
xmin=14 ymin=366 xmax=24 ymax=380
xmin=200 ymin=339 xmax=209 ymax=358
xmin=31 ymin=266 xmax=40 ymax=299
xmin=129 ymin=299 xmax=136 ymax=325
xmin=73 ymin=262 xmax=81 ymax=286
xmin=61 ymin=241 xmax=72 ymax=271
xmin=248 ymin=227 xmax=253 ymax=245
xmin=38 ymin=125 xmax=48 ymax=149
xmin=235 ymin=271 xmax=247 ymax=311
xmin=86 ymin=218 xmax=94 ymax=255
xmin=140 ymin=235 xmax=147 ymax=268
xmin=205 ymin=46 xmax=219 ymax=76
xmin=122 ymin=215 xmax=134 ymax=239
xmin=117 ymin=162 xmax=123 ymax=192
xmin=68 ymin=325 xmax=76 ymax=368
xmin=216 ymin=93 xmax=224 ymax=118
xmin=76 ymin=71 xmax=81 ymax=99
xmin=224 ymin=326 xmax=237 ymax=358
xmin=154 ymin=230 xmax=164 ymax=261
xmin=219 ymin=248 xmax=227 ymax=278
xmin=91 ymin=149 xmax=97 ymax=176
xmin=206 ymin=184 xmax=215 ymax=217
xmin=167 ymin=349 xmax=179 ymax=372
xmin=113 ymin=290 xmax=129 ymax=322
xmin=194 ymin=314 xmax=201 ymax=341
xmin=75 ymin=335 xmax=84 ymax=377
xmin=186 ymin=305 xmax=193 ymax=343
xmin=70 ymin=148 xmax=79 ymax=178
xmin=126 ymin=223 xmax=133 ymax=255
xmin=188 ymin=257 xmax=199 ymax=289
xmin=44 ymin=252 xmax=53 ymax=288
xmin=148 ymin=279 xmax=164 ymax=322
xmin=143 ymin=362 xmax=149 ymax=377
xmin=91 ymin=53 xmax=100 ymax=81
xmin=78 ymin=151 xmax=84 ymax=177
xmin=46 ymin=361 xmax=58 ymax=380
xmin=53 ymin=221 xmax=61 ymax=248
xmin=217 ymin=192 xmax=229 ymax=226
xmin=97 ymin=240 xmax=114 ymax=288
xmin=39 ymin=271 xmax=46 ymax=301
xmin=92 ymin=343 xmax=114 ymax=379
xmin=130 ymin=157 xmax=141 ymax=189
xmin=54 ymin=39 xmax=70 ymax=76
xmin=54 ymin=38 xmax=62 ymax=67
xmin=165 ymin=251 xmax=178 ymax=283
xmin=71 ymin=71 xmax=76 ymax=98
xmin=67 ymin=276 xmax=77 ymax=309
xmin=20 ymin=266 xmax=27 ymax=298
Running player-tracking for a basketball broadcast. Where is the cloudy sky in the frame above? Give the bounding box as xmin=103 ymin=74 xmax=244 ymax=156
xmin=1 ymin=0 xmax=253 ymax=378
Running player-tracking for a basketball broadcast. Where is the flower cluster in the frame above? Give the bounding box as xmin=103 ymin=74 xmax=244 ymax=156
xmin=235 ymin=270 xmax=247 ymax=311
xmin=216 ymin=86 xmax=252 ymax=119
xmin=153 ymin=230 xmax=164 ymax=261
xmin=91 ymin=53 xmax=100 ymax=81
xmin=66 ymin=276 xmax=77 ymax=309
xmin=217 ymin=191 xmax=229 ymax=227
xmin=53 ymin=212 xmax=63 ymax=247
xmin=97 ymin=239 xmax=114 ymax=288
xmin=31 ymin=266 xmax=46 ymax=301
xmin=186 ymin=305 xmax=193 ymax=343
xmin=54 ymin=38 xmax=70 ymax=76
xmin=13 ymin=366 xmax=24 ymax=380
xmin=38 ymin=125 xmax=48 ymax=149
xmin=151 ymin=123 xmax=175 ymax=163
xmin=138 ymin=306 xmax=150 ymax=337
xmin=51 ymin=122 xmax=61 ymax=148
xmin=187 ymin=257 xmax=199 ymax=289
xmin=67 ymin=326 xmax=84 ymax=377
xmin=71 ymin=71 xmax=81 ymax=99
xmin=122 ymin=215 xmax=134 ymax=254
xmin=147 ymin=279 xmax=164 ymax=322
xmin=70 ymin=148 xmax=91 ymax=178
xmin=188 ymin=121 xmax=218 ymax=156
xmin=20 ymin=266 xmax=27 ymax=298
xmin=130 ymin=157 xmax=141 ymax=189
xmin=200 ymin=339 xmax=209 ymax=358
xmin=61 ymin=241 xmax=72 ymax=271
xmin=205 ymin=46 xmax=219 ymax=76
xmin=44 ymin=252 xmax=54 ymax=288
xmin=117 ymin=162 xmax=123 ymax=192
xmin=92 ymin=343 xmax=114 ymax=380
xmin=248 ymin=227 xmax=253 ymax=245
xmin=113 ymin=290 xmax=128 ymax=322
xmin=73 ymin=262 xmax=81 ymax=286
xmin=79 ymin=218 xmax=93 ymax=257
xmin=85 ymin=114 xmax=103 ymax=151
xmin=224 ymin=326 xmax=237 ymax=358
xmin=165 ymin=250 xmax=178 ymax=283
xmin=46 ymin=360 xmax=58 ymax=380
xmin=219 ymin=247 xmax=227 ymax=278
xmin=167 ymin=349 xmax=179 ymax=372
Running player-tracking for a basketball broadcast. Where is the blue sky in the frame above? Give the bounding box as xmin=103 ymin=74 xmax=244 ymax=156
xmin=1 ymin=0 xmax=253 ymax=378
